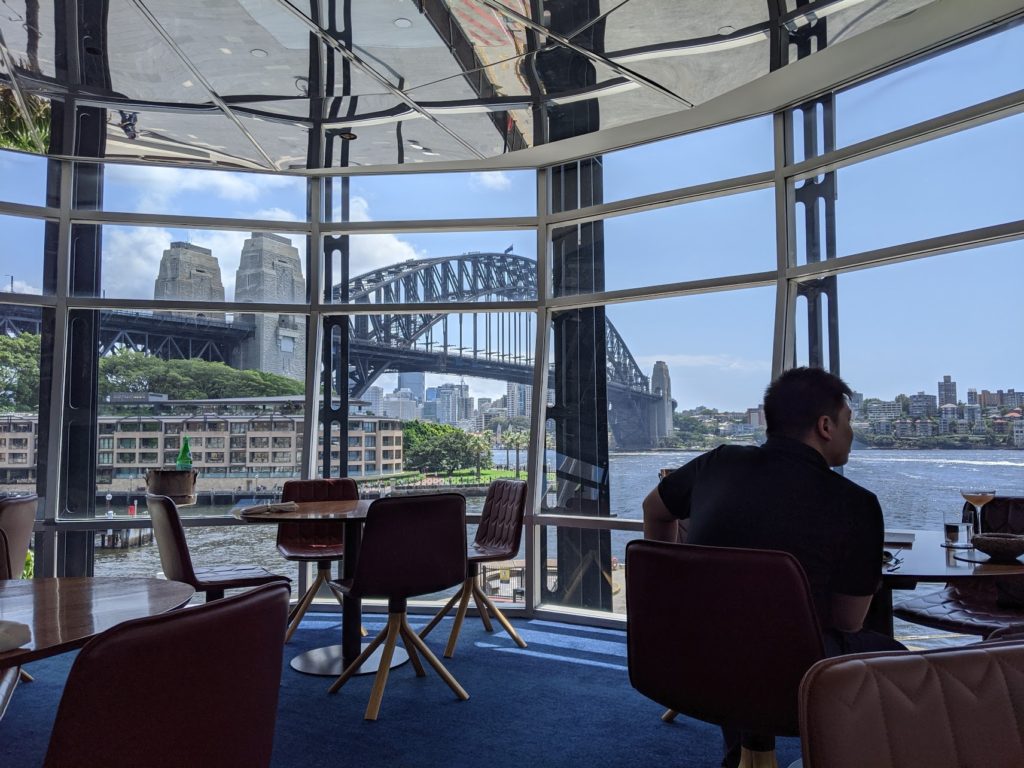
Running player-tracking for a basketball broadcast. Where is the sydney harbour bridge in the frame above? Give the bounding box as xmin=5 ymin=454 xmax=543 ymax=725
xmin=0 ymin=253 xmax=665 ymax=449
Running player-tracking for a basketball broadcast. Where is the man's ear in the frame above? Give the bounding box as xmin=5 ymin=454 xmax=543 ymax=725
xmin=816 ymin=413 xmax=833 ymax=441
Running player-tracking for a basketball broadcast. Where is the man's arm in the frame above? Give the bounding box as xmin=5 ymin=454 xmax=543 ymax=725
xmin=643 ymin=488 xmax=678 ymax=542
xmin=830 ymin=593 xmax=873 ymax=633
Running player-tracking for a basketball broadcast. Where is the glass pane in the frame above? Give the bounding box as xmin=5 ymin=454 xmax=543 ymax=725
xmin=553 ymin=189 xmax=775 ymax=297
xmin=0 ymin=214 xmax=48 ymax=295
xmin=325 ymin=170 xmax=535 ymax=222
xmin=836 ymin=21 xmax=1024 ymax=148
xmin=838 ymin=241 xmax=1024 ymax=534
xmin=0 ymin=305 xmax=43 ymax=499
xmin=812 ymin=113 xmax=1024 ymax=261
xmin=0 ymin=150 xmax=52 ymax=205
xmin=600 ymin=117 xmax=773 ymax=205
xmin=95 ymin=164 xmax=306 ymax=220
xmin=79 ymin=224 xmax=307 ymax=303
xmin=325 ymin=231 xmax=536 ymax=304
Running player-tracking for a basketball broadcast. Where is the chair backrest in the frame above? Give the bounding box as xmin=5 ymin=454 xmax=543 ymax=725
xmin=800 ymin=640 xmax=1024 ymax=768
xmin=473 ymin=479 xmax=528 ymax=556
xmin=626 ymin=540 xmax=825 ymax=737
xmin=45 ymin=582 xmax=289 ymax=768
xmin=351 ymin=493 xmax=467 ymax=600
xmin=146 ymin=494 xmax=198 ymax=587
xmin=979 ymin=496 xmax=1024 ymax=534
xmin=279 ymin=477 xmax=358 ymax=545
xmin=0 ymin=494 xmax=37 ymax=579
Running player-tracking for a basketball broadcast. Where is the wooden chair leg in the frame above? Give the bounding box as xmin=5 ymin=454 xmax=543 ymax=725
xmin=362 ymin=614 xmax=403 ymax=721
xmin=443 ymin=580 xmax=474 ymax=658
xmin=285 ymin=570 xmax=327 ymax=642
xmin=471 ymin=580 xmax=495 ymax=633
xmin=328 ymin=624 xmax=388 ymax=694
xmin=661 ymin=709 xmax=678 ymax=722
xmin=738 ymin=747 xmax=778 ymax=768
xmin=418 ymin=589 xmax=462 ymax=641
xmin=473 ymin=585 xmax=527 ymax=649
xmin=401 ymin=616 xmax=469 ymax=702
xmin=398 ymin=622 xmax=426 ymax=677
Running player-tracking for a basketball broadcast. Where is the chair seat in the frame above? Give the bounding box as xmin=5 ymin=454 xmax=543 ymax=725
xmin=193 ymin=564 xmax=290 ymax=592
xmin=893 ymin=584 xmax=1024 ymax=638
xmin=277 ymin=542 xmax=346 ymax=562
xmin=469 ymin=543 xmax=514 ymax=563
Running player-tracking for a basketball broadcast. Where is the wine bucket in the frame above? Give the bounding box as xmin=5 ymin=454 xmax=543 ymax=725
xmin=145 ymin=468 xmax=199 ymax=506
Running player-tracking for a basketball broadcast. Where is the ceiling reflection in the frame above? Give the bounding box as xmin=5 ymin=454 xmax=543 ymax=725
xmin=0 ymin=0 xmax=934 ymax=170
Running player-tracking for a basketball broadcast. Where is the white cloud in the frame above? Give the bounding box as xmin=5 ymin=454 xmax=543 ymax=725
xmin=635 ymin=353 xmax=770 ymax=374
xmin=250 ymin=207 xmax=301 ymax=222
xmin=333 ymin=195 xmax=424 ymax=277
xmin=102 ymin=226 xmax=175 ymax=299
xmin=8 ymin=279 xmax=41 ymax=295
xmin=470 ymin=171 xmax=511 ymax=191
xmin=104 ymin=165 xmax=300 ymax=213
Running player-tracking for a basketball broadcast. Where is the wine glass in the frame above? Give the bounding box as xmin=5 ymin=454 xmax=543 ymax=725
xmin=960 ymin=489 xmax=996 ymax=539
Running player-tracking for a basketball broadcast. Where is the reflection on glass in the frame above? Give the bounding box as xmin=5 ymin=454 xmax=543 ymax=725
xmin=0 ymin=307 xmax=42 ymax=495
xmin=0 ymin=149 xmax=51 ymax=205
xmin=0 ymin=89 xmax=49 ymax=155
xmin=0 ymin=214 xmax=48 ymax=295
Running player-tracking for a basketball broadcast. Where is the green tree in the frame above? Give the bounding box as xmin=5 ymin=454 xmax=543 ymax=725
xmin=467 ymin=433 xmax=492 ymax=479
xmin=0 ymin=333 xmax=41 ymax=411
xmin=506 ymin=430 xmax=529 ymax=478
xmin=402 ymin=421 xmax=488 ymax=475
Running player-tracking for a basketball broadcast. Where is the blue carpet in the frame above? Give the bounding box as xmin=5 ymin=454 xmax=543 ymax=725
xmin=0 ymin=614 xmax=801 ymax=767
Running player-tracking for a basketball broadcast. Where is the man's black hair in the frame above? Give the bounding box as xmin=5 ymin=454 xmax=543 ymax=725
xmin=763 ymin=367 xmax=852 ymax=438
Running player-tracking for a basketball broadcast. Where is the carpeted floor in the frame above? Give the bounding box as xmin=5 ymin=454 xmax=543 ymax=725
xmin=0 ymin=612 xmax=802 ymax=767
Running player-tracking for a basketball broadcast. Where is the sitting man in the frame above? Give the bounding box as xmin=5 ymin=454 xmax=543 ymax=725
xmin=643 ymin=366 xmax=904 ymax=767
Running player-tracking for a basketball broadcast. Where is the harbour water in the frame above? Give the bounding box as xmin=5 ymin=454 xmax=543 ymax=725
xmin=94 ymin=448 xmax=1024 ymax=580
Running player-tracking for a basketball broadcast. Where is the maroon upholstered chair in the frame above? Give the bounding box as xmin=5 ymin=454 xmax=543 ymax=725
xmin=279 ymin=477 xmax=358 ymax=641
xmin=419 ymin=478 xmax=529 ymax=657
xmin=44 ymin=582 xmax=289 ymax=768
xmin=800 ymin=640 xmax=1024 ymax=768
xmin=0 ymin=494 xmax=36 ymax=580
xmin=894 ymin=496 xmax=1024 ymax=638
xmin=147 ymin=494 xmax=290 ymax=601
xmin=626 ymin=540 xmax=825 ymax=767
xmin=328 ymin=493 xmax=470 ymax=720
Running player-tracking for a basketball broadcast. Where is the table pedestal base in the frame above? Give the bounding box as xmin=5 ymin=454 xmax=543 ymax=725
xmin=290 ymin=644 xmax=409 ymax=677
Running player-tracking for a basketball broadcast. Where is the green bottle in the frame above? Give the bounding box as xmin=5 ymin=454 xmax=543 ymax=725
xmin=176 ymin=435 xmax=193 ymax=470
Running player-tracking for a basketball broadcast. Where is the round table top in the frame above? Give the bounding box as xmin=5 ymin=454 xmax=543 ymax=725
xmin=235 ymin=498 xmax=372 ymax=522
xmin=883 ymin=529 xmax=1024 ymax=582
xmin=0 ymin=576 xmax=195 ymax=667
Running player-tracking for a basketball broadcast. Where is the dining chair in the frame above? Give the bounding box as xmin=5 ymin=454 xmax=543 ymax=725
xmin=43 ymin=582 xmax=289 ymax=768
xmin=419 ymin=478 xmax=528 ymax=657
xmin=626 ymin=540 xmax=825 ymax=768
xmin=799 ymin=639 xmax=1024 ymax=768
xmin=147 ymin=494 xmax=290 ymax=601
xmin=328 ymin=493 xmax=470 ymax=721
xmin=279 ymin=477 xmax=358 ymax=642
xmin=0 ymin=494 xmax=36 ymax=579
xmin=894 ymin=495 xmax=1024 ymax=638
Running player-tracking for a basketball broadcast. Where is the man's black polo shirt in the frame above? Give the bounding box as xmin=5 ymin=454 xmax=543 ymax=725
xmin=657 ymin=435 xmax=883 ymax=632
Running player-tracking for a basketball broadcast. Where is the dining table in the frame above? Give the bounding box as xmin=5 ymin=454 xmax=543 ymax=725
xmin=236 ymin=498 xmax=406 ymax=676
xmin=871 ymin=528 xmax=1024 ymax=636
xmin=0 ymin=577 xmax=195 ymax=668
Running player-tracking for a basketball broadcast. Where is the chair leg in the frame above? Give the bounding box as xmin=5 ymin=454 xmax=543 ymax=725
xmin=398 ymin=621 xmax=426 ymax=677
xmin=661 ymin=709 xmax=678 ymax=722
xmin=472 ymin=580 xmax=495 ymax=633
xmin=418 ymin=589 xmax=461 ymax=641
xmin=738 ymin=747 xmax=778 ymax=768
xmin=328 ymin=623 xmax=389 ymax=695
xmin=362 ymin=614 xmax=403 ymax=721
xmin=401 ymin=615 xmax=469 ymax=702
xmin=443 ymin=579 xmax=474 ymax=658
xmin=19 ymin=669 xmax=33 ymax=683
xmin=285 ymin=569 xmax=329 ymax=643
xmin=472 ymin=583 xmax=527 ymax=649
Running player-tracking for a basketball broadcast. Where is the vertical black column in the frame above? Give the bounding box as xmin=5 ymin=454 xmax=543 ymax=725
xmin=539 ymin=0 xmax=612 ymax=611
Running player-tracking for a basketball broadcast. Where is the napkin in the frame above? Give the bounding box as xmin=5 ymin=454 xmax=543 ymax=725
xmin=0 ymin=620 xmax=31 ymax=652
xmin=243 ymin=501 xmax=299 ymax=515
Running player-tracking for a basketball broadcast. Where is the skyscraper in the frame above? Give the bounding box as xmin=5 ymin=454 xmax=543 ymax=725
xmin=397 ymin=372 xmax=425 ymax=402
xmin=938 ymin=375 xmax=957 ymax=406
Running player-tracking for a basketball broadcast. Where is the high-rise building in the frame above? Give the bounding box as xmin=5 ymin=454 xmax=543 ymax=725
xmin=397 ymin=372 xmax=425 ymax=402
xmin=365 ymin=386 xmax=384 ymax=416
xmin=967 ymin=388 xmax=978 ymax=406
xmin=436 ymin=383 xmax=469 ymax=424
xmin=234 ymin=233 xmax=306 ymax=380
xmin=506 ymin=382 xmax=532 ymax=419
xmin=153 ymin=242 xmax=225 ymax=320
xmin=908 ymin=391 xmax=937 ymax=418
xmin=650 ymin=361 xmax=674 ymax=439
xmin=938 ymin=375 xmax=957 ymax=406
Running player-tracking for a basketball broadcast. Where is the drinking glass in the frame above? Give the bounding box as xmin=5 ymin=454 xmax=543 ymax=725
xmin=960 ymin=489 xmax=996 ymax=538
xmin=943 ymin=507 xmax=973 ymax=549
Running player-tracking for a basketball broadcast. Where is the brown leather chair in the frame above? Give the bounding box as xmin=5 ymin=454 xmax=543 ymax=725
xmin=0 ymin=494 xmax=36 ymax=580
xmin=894 ymin=495 xmax=1024 ymax=638
xmin=279 ymin=478 xmax=358 ymax=641
xmin=328 ymin=493 xmax=470 ymax=720
xmin=626 ymin=540 xmax=825 ymax=768
xmin=44 ymin=582 xmax=289 ymax=768
xmin=799 ymin=640 xmax=1024 ymax=768
xmin=419 ymin=479 xmax=528 ymax=657
xmin=147 ymin=494 xmax=290 ymax=601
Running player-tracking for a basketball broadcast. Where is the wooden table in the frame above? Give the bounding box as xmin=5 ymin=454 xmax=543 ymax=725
xmin=237 ymin=499 xmax=405 ymax=677
xmin=872 ymin=529 xmax=1024 ymax=635
xmin=0 ymin=577 xmax=195 ymax=668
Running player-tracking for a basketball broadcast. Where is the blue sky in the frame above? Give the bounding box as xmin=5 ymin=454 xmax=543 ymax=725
xmin=0 ymin=22 xmax=1021 ymax=412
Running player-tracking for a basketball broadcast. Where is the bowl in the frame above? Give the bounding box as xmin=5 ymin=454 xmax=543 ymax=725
xmin=971 ymin=533 xmax=1024 ymax=563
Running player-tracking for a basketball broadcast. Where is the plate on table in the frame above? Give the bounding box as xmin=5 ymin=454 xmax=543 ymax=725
xmin=952 ymin=551 xmax=1023 ymax=565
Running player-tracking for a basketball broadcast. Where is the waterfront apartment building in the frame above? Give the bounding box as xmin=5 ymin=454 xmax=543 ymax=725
xmin=938 ymin=375 xmax=958 ymax=407
xmin=0 ymin=401 xmax=403 ymax=488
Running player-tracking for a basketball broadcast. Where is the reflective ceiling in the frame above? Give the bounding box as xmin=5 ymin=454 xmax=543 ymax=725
xmin=0 ymin=0 xmax=935 ymax=171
